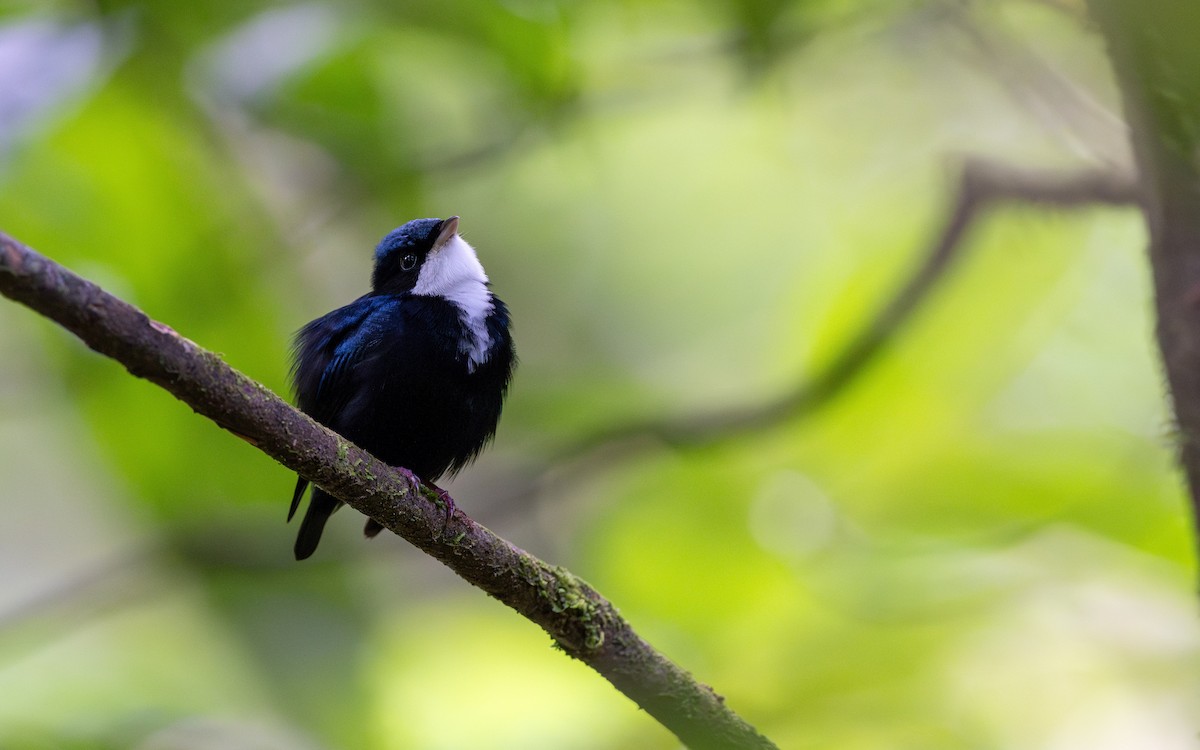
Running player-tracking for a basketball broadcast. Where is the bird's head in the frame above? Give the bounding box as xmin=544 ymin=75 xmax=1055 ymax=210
xmin=371 ymin=216 xmax=488 ymax=296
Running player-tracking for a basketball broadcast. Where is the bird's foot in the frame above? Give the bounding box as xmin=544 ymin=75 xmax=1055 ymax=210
xmin=420 ymin=477 xmax=455 ymax=534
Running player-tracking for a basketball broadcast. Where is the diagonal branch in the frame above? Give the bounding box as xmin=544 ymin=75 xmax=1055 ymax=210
xmin=0 ymin=233 xmax=777 ymax=750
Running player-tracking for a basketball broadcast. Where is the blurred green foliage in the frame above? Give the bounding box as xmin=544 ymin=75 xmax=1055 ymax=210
xmin=0 ymin=1 xmax=1196 ymax=748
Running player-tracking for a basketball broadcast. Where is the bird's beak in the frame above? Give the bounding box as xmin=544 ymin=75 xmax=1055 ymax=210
xmin=433 ymin=216 xmax=460 ymax=251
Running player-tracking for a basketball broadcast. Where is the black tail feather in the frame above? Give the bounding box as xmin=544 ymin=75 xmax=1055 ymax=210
xmin=289 ymin=477 xmax=309 ymax=521
xmin=294 ymin=488 xmax=340 ymax=560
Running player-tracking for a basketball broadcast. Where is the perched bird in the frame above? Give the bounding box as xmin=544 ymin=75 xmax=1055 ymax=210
xmin=288 ymin=216 xmax=515 ymax=560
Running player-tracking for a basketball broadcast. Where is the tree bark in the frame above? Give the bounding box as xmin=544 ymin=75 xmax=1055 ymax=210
xmin=1089 ymin=0 xmax=1200 ymax=554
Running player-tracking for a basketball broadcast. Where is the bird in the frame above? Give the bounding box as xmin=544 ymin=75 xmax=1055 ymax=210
xmin=288 ymin=216 xmax=515 ymax=560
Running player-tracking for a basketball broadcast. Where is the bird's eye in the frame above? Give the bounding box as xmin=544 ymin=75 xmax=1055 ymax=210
xmin=401 ymin=254 xmax=418 ymax=271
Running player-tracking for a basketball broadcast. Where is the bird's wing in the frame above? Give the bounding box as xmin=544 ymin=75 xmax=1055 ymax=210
xmin=289 ymin=296 xmax=394 ymax=521
xmin=291 ymin=295 xmax=388 ymax=425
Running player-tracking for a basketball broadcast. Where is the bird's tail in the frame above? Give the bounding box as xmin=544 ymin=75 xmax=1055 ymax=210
xmin=293 ymin=486 xmax=341 ymax=560
xmin=288 ymin=477 xmax=309 ymax=521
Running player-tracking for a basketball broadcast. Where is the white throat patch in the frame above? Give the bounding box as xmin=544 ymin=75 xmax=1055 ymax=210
xmin=412 ymin=234 xmax=494 ymax=371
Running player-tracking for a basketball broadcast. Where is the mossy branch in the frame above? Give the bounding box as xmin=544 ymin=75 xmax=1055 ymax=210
xmin=0 ymin=232 xmax=777 ymax=750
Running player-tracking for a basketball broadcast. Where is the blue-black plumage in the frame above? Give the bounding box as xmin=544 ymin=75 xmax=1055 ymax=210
xmin=288 ymin=216 xmax=515 ymax=560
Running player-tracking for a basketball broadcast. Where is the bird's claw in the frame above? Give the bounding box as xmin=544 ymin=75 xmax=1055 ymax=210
xmin=419 ymin=477 xmax=455 ymax=535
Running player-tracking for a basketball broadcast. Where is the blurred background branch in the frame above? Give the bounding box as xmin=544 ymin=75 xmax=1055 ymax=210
xmin=562 ymin=157 xmax=1142 ymax=452
xmin=486 ymin=157 xmax=1142 ymax=526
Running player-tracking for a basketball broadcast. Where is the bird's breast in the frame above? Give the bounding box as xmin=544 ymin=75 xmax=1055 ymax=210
xmin=442 ymin=290 xmax=495 ymax=373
